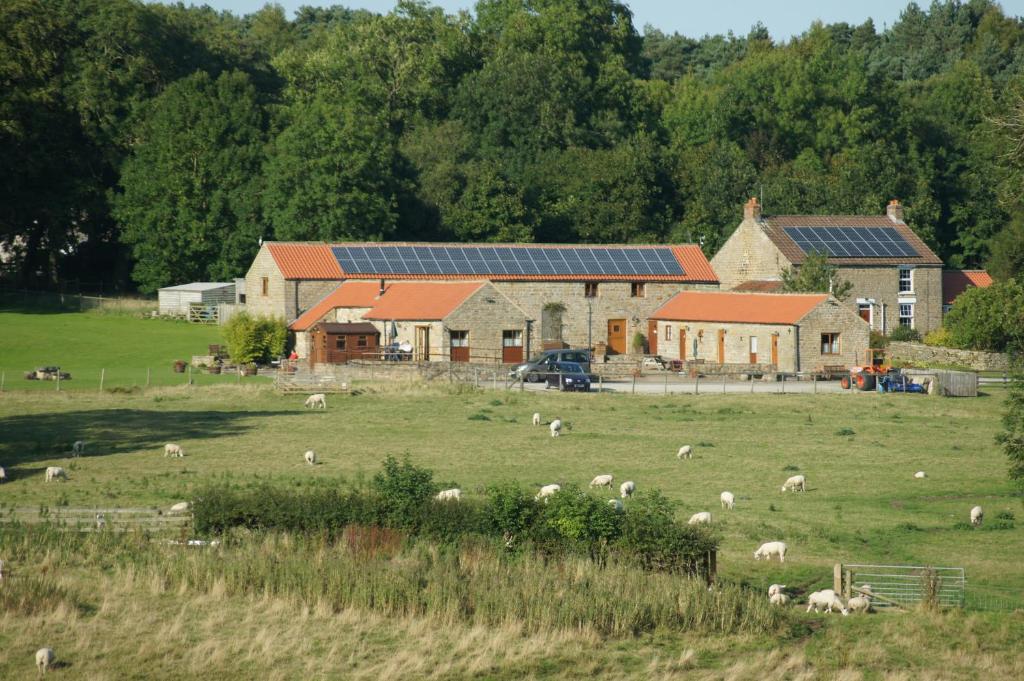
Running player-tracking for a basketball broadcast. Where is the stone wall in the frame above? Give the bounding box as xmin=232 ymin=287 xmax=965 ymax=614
xmin=244 ymin=246 xmax=286 ymax=319
xmin=888 ymin=341 xmax=1010 ymax=372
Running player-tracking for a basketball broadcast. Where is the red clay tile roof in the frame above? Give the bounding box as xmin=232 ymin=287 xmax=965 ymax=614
xmin=362 ymin=282 xmax=486 ymax=321
xmin=651 ymin=290 xmax=829 ymax=325
xmin=943 ymin=270 xmax=993 ymax=305
xmin=265 ymin=242 xmax=341 ymax=279
xmin=733 ymin=279 xmax=784 ymax=293
xmin=759 ymin=216 xmax=943 ymax=266
xmin=289 ymin=281 xmax=384 ymax=331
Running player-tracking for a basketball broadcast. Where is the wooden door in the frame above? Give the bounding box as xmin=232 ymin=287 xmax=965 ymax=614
xmin=647 ymin=319 xmax=658 ymax=355
xmin=679 ymin=329 xmax=686 ymax=361
xmin=607 ymin=319 xmax=627 ymax=355
xmin=311 ymin=329 xmax=325 ymax=365
xmin=415 ymin=326 xmax=430 ymax=361
xmin=859 ymin=306 xmax=871 ymax=323
xmin=770 ymin=334 xmax=779 ymax=366
xmin=717 ymin=330 xmax=726 ymax=364
xmin=749 ymin=335 xmax=758 ymax=364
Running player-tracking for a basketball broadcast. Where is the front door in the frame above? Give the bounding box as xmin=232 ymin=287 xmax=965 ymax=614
xmin=647 ymin=320 xmax=658 ymax=355
xmin=717 ymin=329 xmax=726 ymax=364
xmin=770 ymin=334 xmax=779 ymax=367
xmin=749 ymin=335 xmax=758 ymax=364
xmin=607 ymin=319 xmax=627 ymax=355
xmin=679 ymin=329 xmax=686 ymax=362
xmin=415 ymin=326 xmax=430 ymax=361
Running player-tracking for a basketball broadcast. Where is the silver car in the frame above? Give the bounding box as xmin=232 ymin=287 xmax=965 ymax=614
xmin=509 ymin=349 xmax=592 ymax=383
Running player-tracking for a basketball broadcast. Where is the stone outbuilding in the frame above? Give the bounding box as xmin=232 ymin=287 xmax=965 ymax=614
xmin=649 ymin=290 xmax=870 ymax=373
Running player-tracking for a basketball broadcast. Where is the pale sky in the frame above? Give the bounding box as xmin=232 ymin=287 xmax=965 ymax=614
xmin=153 ymin=0 xmax=1024 ymax=40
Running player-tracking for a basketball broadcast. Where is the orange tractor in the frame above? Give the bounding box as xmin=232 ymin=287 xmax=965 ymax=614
xmin=840 ymin=348 xmax=890 ymax=391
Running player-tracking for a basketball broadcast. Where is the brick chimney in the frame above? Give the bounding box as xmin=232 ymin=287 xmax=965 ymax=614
xmin=743 ymin=197 xmax=762 ymax=221
xmin=886 ymin=199 xmax=904 ymax=222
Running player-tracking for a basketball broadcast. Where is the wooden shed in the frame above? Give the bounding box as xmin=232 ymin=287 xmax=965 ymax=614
xmin=310 ymin=322 xmax=381 ymax=365
xmin=158 ymin=282 xmax=236 ymax=317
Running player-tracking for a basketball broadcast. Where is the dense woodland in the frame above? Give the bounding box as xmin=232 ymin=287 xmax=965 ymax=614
xmin=3 ymin=0 xmax=1024 ymax=293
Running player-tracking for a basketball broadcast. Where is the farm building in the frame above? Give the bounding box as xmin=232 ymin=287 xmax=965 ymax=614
xmin=308 ymin=322 xmax=381 ymax=365
xmin=649 ymin=290 xmax=869 ymax=373
xmin=942 ymin=269 xmax=992 ymax=314
xmin=157 ymin=282 xmax=236 ymax=317
xmin=246 ymin=241 xmax=718 ymax=355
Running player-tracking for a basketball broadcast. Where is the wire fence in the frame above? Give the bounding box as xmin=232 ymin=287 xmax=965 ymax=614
xmin=0 ymin=364 xmax=272 ymax=393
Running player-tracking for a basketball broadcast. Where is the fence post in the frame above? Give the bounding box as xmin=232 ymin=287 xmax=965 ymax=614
xmin=750 ymin=375 xmax=755 ymax=393
xmin=146 ymin=367 xmax=151 ymax=388
xmin=695 ymin=373 xmax=699 ymax=395
xmin=631 ymin=373 xmax=636 ymax=394
xmin=56 ymin=371 xmax=60 ymax=392
xmin=492 ymin=371 xmax=497 ymax=391
xmin=0 ymin=370 xmax=4 ymax=393
xmin=781 ymin=374 xmax=785 ymax=394
xmin=187 ymin=364 xmax=192 ymax=386
xmin=844 ymin=569 xmax=852 ymax=600
xmin=722 ymin=373 xmax=726 ymax=393
xmin=833 ymin=563 xmax=843 ymax=594
xmin=664 ymin=371 xmax=668 ymax=395
xmin=599 ymin=374 xmax=603 ymax=393
xmin=813 ymin=374 xmax=817 ymax=394
xmin=99 ymin=368 xmax=105 ymax=393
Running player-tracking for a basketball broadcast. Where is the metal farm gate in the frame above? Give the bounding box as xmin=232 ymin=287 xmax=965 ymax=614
xmin=836 ymin=563 xmax=965 ymax=609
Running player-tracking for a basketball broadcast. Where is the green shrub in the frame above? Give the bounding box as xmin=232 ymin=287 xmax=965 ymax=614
xmin=372 ymin=456 xmax=438 ymax=528
xmin=888 ymin=326 xmax=921 ymax=342
xmin=616 ymin=491 xmax=715 ymax=573
xmin=222 ymin=311 xmax=287 ymax=365
xmin=482 ymin=482 xmax=538 ymax=547
xmin=537 ymin=485 xmax=622 ymax=547
xmin=922 ymin=326 xmax=956 ymax=348
xmin=870 ymin=330 xmax=889 ymax=348
xmin=835 ymin=427 xmax=855 ymax=436
xmin=944 ymin=279 xmax=1024 ymax=352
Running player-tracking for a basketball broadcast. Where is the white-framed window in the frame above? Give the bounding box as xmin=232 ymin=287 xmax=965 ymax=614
xmin=820 ymin=333 xmax=840 ymax=355
xmin=502 ymin=330 xmax=523 ymax=347
xmin=750 ymin=336 xmax=758 ymax=354
xmin=664 ymin=324 xmax=672 ymax=341
xmin=898 ymin=267 xmax=913 ymax=293
xmin=899 ymin=303 xmax=914 ymax=328
xmin=450 ymin=330 xmax=469 ymax=347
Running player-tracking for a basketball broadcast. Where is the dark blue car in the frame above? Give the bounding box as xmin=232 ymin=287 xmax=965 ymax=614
xmin=544 ymin=361 xmax=593 ymax=392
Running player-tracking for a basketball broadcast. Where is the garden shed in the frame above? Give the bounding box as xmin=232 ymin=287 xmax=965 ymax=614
xmin=158 ymin=282 xmax=236 ymax=317
xmin=309 ymin=322 xmax=381 ymax=365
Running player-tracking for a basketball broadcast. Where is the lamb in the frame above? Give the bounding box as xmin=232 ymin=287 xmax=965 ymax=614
xmin=36 ymin=647 xmax=55 ymax=676
xmin=164 ymin=443 xmax=185 ymax=458
xmin=677 ymin=445 xmax=692 ymax=459
xmin=549 ymin=419 xmax=562 ymax=437
xmin=535 ymin=484 xmax=561 ymax=501
xmin=769 ymin=593 xmax=790 ymax=606
xmin=781 ymin=475 xmax=806 ymax=492
xmin=971 ymin=505 xmax=984 ymax=526
xmin=608 ymin=499 xmax=624 ymax=511
xmin=304 ymin=450 xmax=317 ymax=466
xmin=688 ymin=511 xmax=712 ymax=525
xmin=620 ymin=480 xmax=636 ymax=499
xmin=304 ymin=393 xmax=326 ymax=409
xmin=847 ymin=596 xmax=872 ymax=614
xmin=720 ymin=491 xmax=735 ymax=510
xmin=44 ymin=467 xmax=67 ymax=482
xmin=95 ymin=513 xmax=105 ymax=530
xmin=768 ymin=584 xmax=786 ymax=598
xmin=532 ymin=412 xmax=541 ymax=426
xmin=72 ymin=440 xmax=85 ymax=456
xmin=753 ymin=541 xmax=788 ymax=563
xmin=914 ymin=471 xmax=927 ymax=479
xmin=436 ymin=488 xmax=461 ymax=502
xmin=589 ymin=474 xmax=614 ymax=488
xmin=169 ymin=502 xmax=191 ymax=514
xmin=806 ymin=589 xmax=849 ymax=615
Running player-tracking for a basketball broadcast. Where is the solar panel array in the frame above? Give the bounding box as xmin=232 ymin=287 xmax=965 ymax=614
xmin=782 ymin=227 xmax=919 ymax=258
xmin=331 ymin=245 xmax=685 ymax=277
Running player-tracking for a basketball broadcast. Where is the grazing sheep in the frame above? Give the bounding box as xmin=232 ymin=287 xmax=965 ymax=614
xmin=169 ymin=502 xmax=191 ymax=514
xmin=589 ymin=474 xmax=614 ymax=488
xmin=677 ymin=445 xmax=692 ymax=459
xmin=164 ymin=443 xmax=184 ymax=458
xmin=781 ymin=474 xmax=806 ymax=492
xmin=36 ymin=648 xmax=55 ymax=676
xmin=753 ymin=541 xmax=788 ymax=563
xmin=688 ymin=511 xmax=712 ymax=525
xmin=535 ymin=484 xmax=561 ymax=502
xmin=304 ymin=450 xmax=317 ymax=466
xmin=720 ymin=491 xmax=735 ymax=509
xmin=532 ymin=412 xmax=541 ymax=426
xmin=95 ymin=513 xmax=105 ymax=530
xmin=768 ymin=584 xmax=786 ymax=598
xmin=971 ymin=505 xmax=984 ymax=526
xmin=847 ymin=596 xmax=872 ymax=614
xmin=0 ymin=465 xmax=6 ymax=482
xmin=549 ymin=419 xmax=562 ymax=437
xmin=619 ymin=480 xmax=636 ymax=499
xmin=769 ymin=593 xmax=790 ymax=606
xmin=608 ymin=499 xmax=624 ymax=511
xmin=436 ymin=488 xmax=462 ymax=502
xmin=44 ymin=467 xmax=67 ymax=483
xmin=914 ymin=471 xmax=927 ymax=479
xmin=72 ymin=440 xmax=85 ymax=456
xmin=806 ymin=589 xmax=849 ymax=615
xmin=304 ymin=393 xmax=326 ymax=409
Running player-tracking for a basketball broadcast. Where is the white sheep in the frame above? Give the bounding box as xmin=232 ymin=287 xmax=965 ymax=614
xmin=95 ymin=513 xmax=105 ymax=530
xmin=72 ymin=440 xmax=85 ymax=456
xmin=550 ymin=419 xmax=562 ymax=437
xmin=532 ymin=412 xmax=541 ymax=426
xmin=768 ymin=584 xmax=786 ymax=598
xmin=304 ymin=393 xmax=326 ymax=409
xmin=169 ymin=502 xmax=191 ymax=514
xmin=535 ymin=484 xmax=561 ymax=501
xmin=164 ymin=443 xmax=184 ymax=458
xmin=753 ymin=541 xmax=788 ymax=563
xmin=619 ymin=480 xmax=635 ymax=499
xmin=589 ymin=474 xmax=614 ymax=488
xmin=847 ymin=596 xmax=871 ymax=614
xmin=0 ymin=465 xmax=6 ymax=482
xmin=608 ymin=499 xmax=624 ymax=511
xmin=36 ymin=647 xmax=55 ymax=675
xmin=304 ymin=450 xmax=317 ymax=466
xmin=914 ymin=471 xmax=927 ymax=479
xmin=806 ymin=589 xmax=849 ymax=615
xmin=769 ymin=592 xmax=790 ymax=606
xmin=688 ymin=511 xmax=712 ymax=525
xmin=677 ymin=445 xmax=692 ymax=459
xmin=436 ymin=488 xmax=461 ymax=501
xmin=44 ymin=467 xmax=67 ymax=483
xmin=971 ymin=505 xmax=984 ymax=526
xmin=720 ymin=491 xmax=735 ymax=509
xmin=781 ymin=474 xmax=806 ymax=492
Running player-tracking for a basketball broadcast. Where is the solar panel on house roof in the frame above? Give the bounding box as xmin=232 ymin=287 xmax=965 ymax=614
xmin=782 ymin=227 xmax=919 ymax=259
xmin=331 ymin=245 xmax=686 ymax=277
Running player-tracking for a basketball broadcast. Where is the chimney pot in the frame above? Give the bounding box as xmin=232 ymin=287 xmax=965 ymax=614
xmin=886 ymin=199 xmax=904 ymax=222
xmin=379 ymin=278 xmax=386 ymax=297
xmin=743 ymin=197 xmax=762 ymax=221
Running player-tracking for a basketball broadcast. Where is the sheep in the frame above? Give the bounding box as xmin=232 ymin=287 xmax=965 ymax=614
xmin=36 ymin=648 xmax=55 ymax=676
xmin=720 ymin=491 xmax=735 ymax=509
xmin=169 ymin=502 xmax=191 ymax=514
xmin=532 ymin=412 xmax=541 ymax=426
xmin=436 ymin=488 xmax=462 ymax=502
xmin=971 ymin=505 xmax=984 ymax=526
xmin=608 ymin=499 xmax=624 ymax=511
xmin=44 ymin=467 xmax=67 ymax=483
xmin=753 ymin=541 xmax=788 ymax=563
xmin=549 ymin=419 xmax=562 ymax=437
xmin=914 ymin=471 xmax=927 ymax=479
xmin=95 ymin=513 xmax=105 ymax=530
xmin=688 ymin=511 xmax=712 ymax=525
xmin=769 ymin=593 xmax=790 ymax=606
xmin=535 ymin=484 xmax=561 ymax=502
xmin=304 ymin=393 xmax=326 ymax=409
xmin=589 ymin=474 xmax=614 ymax=488
xmin=619 ymin=480 xmax=636 ymax=499
xmin=304 ymin=450 xmax=317 ymax=466
xmin=806 ymin=589 xmax=848 ymax=615
xmin=164 ymin=443 xmax=185 ymax=458
xmin=677 ymin=445 xmax=692 ymax=459
xmin=72 ymin=440 xmax=85 ymax=456
xmin=781 ymin=474 xmax=806 ymax=492
xmin=768 ymin=584 xmax=786 ymax=598
xmin=847 ymin=596 xmax=872 ymax=614
xmin=0 ymin=465 xmax=6 ymax=482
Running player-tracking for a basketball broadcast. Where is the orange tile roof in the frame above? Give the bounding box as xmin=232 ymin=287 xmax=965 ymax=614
xmin=651 ymin=290 xmax=829 ymax=325
xmin=943 ymin=269 xmax=993 ymax=305
xmin=362 ymin=282 xmax=486 ymax=321
xmin=733 ymin=279 xmax=784 ymax=293
xmin=265 ymin=242 xmax=341 ymax=279
xmin=289 ymin=281 xmax=384 ymax=331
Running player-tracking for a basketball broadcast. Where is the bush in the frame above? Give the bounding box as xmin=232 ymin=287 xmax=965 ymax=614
xmin=870 ymin=330 xmax=889 ymax=348
xmin=944 ymin=279 xmax=1024 ymax=352
xmin=888 ymin=326 xmax=921 ymax=342
xmin=922 ymin=326 xmax=956 ymax=348
xmin=372 ymin=456 xmax=438 ymax=529
xmin=222 ymin=311 xmax=287 ymax=365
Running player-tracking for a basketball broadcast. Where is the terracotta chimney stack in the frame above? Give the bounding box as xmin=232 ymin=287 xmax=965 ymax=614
xmin=886 ymin=199 xmax=904 ymax=222
xmin=743 ymin=197 xmax=762 ymax=221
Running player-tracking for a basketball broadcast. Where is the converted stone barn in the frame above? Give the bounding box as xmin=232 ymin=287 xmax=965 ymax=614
xmin=711 ymin=198 xmax=944 ymax=334
xmin=649 ymin=290 xmax=869 ymax=373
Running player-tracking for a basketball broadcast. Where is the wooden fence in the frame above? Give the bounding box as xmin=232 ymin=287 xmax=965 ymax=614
xmin=0 ymin=507 xmax=190 ymax=533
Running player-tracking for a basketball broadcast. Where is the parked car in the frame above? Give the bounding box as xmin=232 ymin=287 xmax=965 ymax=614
xmin=544 ymin=361 xmax=593 ymax=392
xmin=509 ymin=349 xmax=591 ymax=383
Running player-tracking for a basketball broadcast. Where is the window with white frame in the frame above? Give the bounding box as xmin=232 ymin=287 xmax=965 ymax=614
xmin=450 ymin=330 xmax=469 ymax=347
xmin=898 ymin=267 xmax=913 ymax=293
xmin=899 ymin=303 xmax=914 ymax=328
xmin=664 ymin=324 xmax=672 ymax=341
xmin=502 ymin=330 xmax=523 ymax=347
